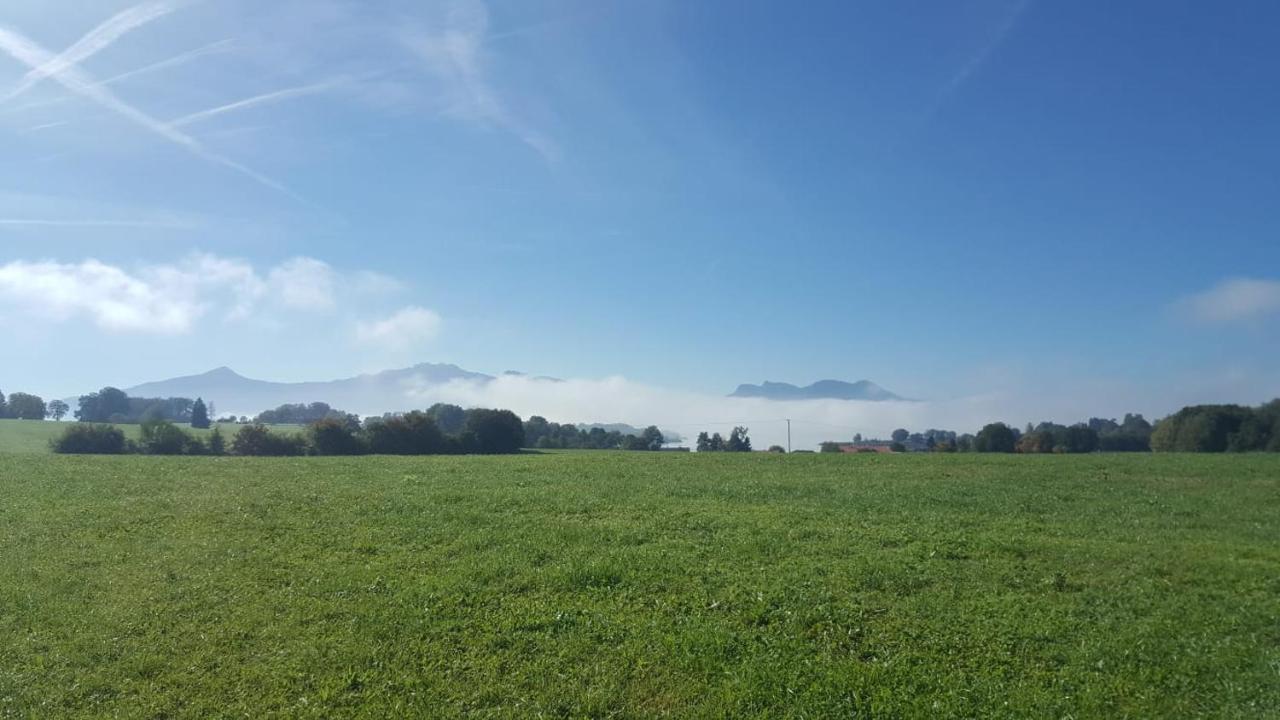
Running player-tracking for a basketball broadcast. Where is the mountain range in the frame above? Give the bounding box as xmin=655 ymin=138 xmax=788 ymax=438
xmin=113 ymin=364 xmax=904 ymax=418
xmin=729 ymin=380 xmax=903 ymax=402
xmin=124 ymin=363 xmax=490 ymax=418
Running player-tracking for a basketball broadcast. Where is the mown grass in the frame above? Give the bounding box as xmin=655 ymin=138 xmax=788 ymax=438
xmin=0 ymin=418 xmax=302 ymax=453
xmin=0 ymin=452 xmax=1277 ymax=718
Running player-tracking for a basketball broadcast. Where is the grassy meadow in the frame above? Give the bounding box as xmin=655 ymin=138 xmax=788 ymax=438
xmin=0 ymin=451 xmax=1277 ymax=718
xmin=0 ymin=418 xmax=303 ymax=454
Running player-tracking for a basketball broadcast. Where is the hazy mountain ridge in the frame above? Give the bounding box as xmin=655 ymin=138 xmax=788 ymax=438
xmin=577 ymin=423 xmax=684 ymax=444
xmin=729 ymin=379 xmax=904 ymax=402
xmin=123 ymin=363 xmax=491 ymax=417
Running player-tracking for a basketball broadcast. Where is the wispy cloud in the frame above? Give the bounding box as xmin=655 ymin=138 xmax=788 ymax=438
xmin=1 ymin=1 xmax=174 ymax=104
xmin=402 ymin=0 xmax=559 ymax=162
xmin=168 ymin=78 xmax=344 ymax=128
xmin=942 ymin=0 xmax=1031 ymax=101
xmin=1181 ymin=277 xmax=1280 ymax=325
xmin=24 ymin=121 xmax=68 ymax=132
xmin=0 ymin=15 xmax=296 ymax=198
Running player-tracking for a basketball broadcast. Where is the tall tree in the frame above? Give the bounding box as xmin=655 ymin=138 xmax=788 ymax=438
xmin=891 ymin=428 xmax=909 ymax=443
xmin=190 ymin=398 xmax=211 ymax=429
xmin=76 ymin=387 xmax=130 ymax=422
xmin=0 ymin=389 xmax=6 ymax=418
xmin=46 ymin=399 xmax=70 ymax=421
xmin=727 ymin=426 xmax=752 ymax=452
xmin=463 ymin=409 xmax=525 ymax=454
xmin=641 ymin=425 xmax=665 ymax=451
xmin=974 ymin=423 xmax=1017 ymax=453
xmin=7 ymin=393 xmax=47 ymax=421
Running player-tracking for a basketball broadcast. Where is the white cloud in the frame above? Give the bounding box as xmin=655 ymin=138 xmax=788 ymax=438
xmin=1183 ymin=278 xmax=1280 ymax=325
xmin=0 ymin=258 xmax=199 ymax=333
xmin=0 ymin=254 xmax=374 ymax=334
xmin=268 ymin=257 xmax=336 ymax=311
xmin=356 ymin=306 xmax=442 ymax=350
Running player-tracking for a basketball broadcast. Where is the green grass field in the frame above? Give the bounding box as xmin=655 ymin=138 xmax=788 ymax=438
xmin=1 ymin=452 xmax=1277 ymax=718
xmin=0 ymin=418 xmax=303 ymax=454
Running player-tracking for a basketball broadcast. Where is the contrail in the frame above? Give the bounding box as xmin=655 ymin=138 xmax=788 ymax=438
xmin=0 ymin=38 xmax=234 ymax=117
xmin=169 ymin=79 xmax=342 ymax=128
xmin=0 ymin=25 xmax=298 ymax=199
xmin=0 ymin=218 xmax=191 ymax=228
xmin=2 ymin=1 xmax=174 ymax=103
xmin=99 ymin=38 xmax=234 ymax=86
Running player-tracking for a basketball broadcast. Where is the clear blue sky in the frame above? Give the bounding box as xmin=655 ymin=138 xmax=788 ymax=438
xmin=1 ymin=0 xmax=1278 ymax=424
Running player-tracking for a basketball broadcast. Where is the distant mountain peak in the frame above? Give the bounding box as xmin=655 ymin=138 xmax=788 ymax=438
xmin=202 ymin=366 xmax=244 ymax=379
xmin=730 ymin=379 xmax=903 ymax=402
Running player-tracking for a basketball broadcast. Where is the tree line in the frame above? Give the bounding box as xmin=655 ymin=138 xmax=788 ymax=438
xmin=694 ymin=427 xmax=753 ymax=452
xmin=74 ymin=386 xmax=216 ymax=426
xmin=50 ymin=400 xmax=686 ymax=457
xmin=0 ymin=389 xmax=69 ymax=421
xmin=252 ymin=402 xmax=358 ymax=426
xmin=853 ymin=415 xmax=1155 ymax=454
xmin=1149 ymin=401 xmax=1280 ymax=452
xmin=524 ymin=416 xmax=666 ymax=450
xmin=53 ymin=406 xmax=528 ymax=457
xmin=30 ymin=382 xmax=1280 ymax=455
xmin=837 ymin=402 xmax=1279 ymax=454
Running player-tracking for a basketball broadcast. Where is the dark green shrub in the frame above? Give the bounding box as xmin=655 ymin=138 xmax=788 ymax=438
xmin=139 ymin=419 xmax=202 ymax=455
xmin=231 ymin=424 xmax=307 ymax=456
xmin=51 ymin=424 xmax=127 ymax=454
xmin=208 ymin=427 xmax=226 ymax=456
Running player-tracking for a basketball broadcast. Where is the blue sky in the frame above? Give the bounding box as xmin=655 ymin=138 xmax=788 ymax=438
xmin=1 ymin=0 xmax=1278 ymax=436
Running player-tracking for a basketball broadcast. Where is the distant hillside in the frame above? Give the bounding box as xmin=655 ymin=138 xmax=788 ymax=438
xmin=730 ymin=379 xmax=903 ymax=402
xmin=123 ymin=363 xmax=491 ymax=417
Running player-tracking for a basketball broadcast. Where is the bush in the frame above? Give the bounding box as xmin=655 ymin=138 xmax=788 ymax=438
xmin=139 ymin=419 xmax=203 ymax=455
xmin=208 ymin=427 xmax=226 ymax=456
xmin=308 ymin=418 xmax=368 ymax=455
xmin=231 ymin=424 xmax=307 ymax=456
xmin=51 ymin=424 xmax=127 ymax=454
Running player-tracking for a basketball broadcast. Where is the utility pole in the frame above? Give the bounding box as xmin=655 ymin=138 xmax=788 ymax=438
xmin=786 ymin=419 xmax=791 ymax=454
